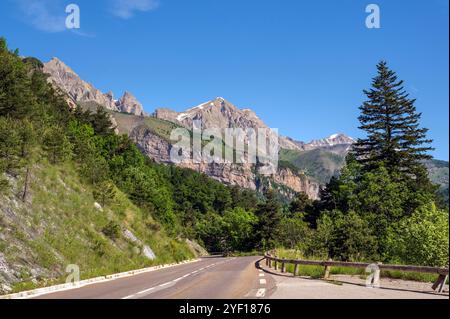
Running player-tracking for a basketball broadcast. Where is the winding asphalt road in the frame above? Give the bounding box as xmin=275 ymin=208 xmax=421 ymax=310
xmin=34 ymin=256 xmax=275 ymax=299
xmin=32 ymin=256 xmax=447 ymax=299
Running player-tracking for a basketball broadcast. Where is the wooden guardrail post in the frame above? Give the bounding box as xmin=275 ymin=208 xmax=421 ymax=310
xmin=274 ymin=259 xmax=278 ymax=270
xmin=293 ymin=263 xmax=299 ymax=276
xmin=281 ymin=262 xmax=286 ymax=273
xmin=323 ymin=259 xmax=332 ymax=280
xmin=432 ymin=274 xmax=448 ymax=293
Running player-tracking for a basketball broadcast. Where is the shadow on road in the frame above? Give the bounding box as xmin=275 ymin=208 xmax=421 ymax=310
xmin=200 ymin=254 xmax=226 ymax=259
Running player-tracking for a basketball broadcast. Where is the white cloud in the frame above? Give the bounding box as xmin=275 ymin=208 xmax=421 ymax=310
xmin=110 ymin=0 xmax=159 ymax=19
xmin=16 ymin=0 xmax=66 ymax=33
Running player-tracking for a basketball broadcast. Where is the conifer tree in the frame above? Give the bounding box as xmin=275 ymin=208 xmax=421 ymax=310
xmin=255 ymin=189 xmax=282 ymax=248
xmin=43 ymin=125 xmax=73 ymax=164
xmin=0 ymin=38 xmax=34 ymax=118
xmin=353 ymin=61 xmax=433 ymax=182
xmin=93 ymin=180 xmax=117 ymax=207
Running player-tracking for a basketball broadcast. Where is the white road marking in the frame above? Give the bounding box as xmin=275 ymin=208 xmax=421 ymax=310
xmin=121 ymin=259 xmax=232 ymax=299
xmin=259 ymin=273 xmax=265 ymax=277
xmin=256 ymin=288 xmax=266 ymax=298
xmin=260 ymin=279 xmax=267 ymax=285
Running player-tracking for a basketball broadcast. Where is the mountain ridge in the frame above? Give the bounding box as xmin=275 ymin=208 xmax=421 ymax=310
xmin=43 ymin=58 xmax=146 ymax=116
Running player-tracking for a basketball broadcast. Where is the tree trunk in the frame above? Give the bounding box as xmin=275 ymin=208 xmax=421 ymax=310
xmin=22 ymin=167 xmax=30 ymax=202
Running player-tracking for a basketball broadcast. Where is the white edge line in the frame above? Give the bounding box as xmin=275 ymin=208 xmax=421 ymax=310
xmin=1 ymin=259 xmax=201 ymax=299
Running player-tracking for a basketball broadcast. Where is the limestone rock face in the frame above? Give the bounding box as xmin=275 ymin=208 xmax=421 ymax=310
xmin=43 ymin=58 xmax=145 ymax=116
xmin=129 ymin=125 xmax=173 ymax=164
xmin=129 ymin=125 xmax=257 ymax=189
xmin=117 ymin=91 xmax=145 ymax=116
xmin=180 ymin=162 xmax=257 ymax=191
xmin=271 ymin=168 xmax=320 ymax=200
xmin=127 ymin=121 xmax=320 ymax=198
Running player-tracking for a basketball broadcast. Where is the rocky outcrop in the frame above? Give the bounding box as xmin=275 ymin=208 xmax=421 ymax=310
xmin=271 ymin=169 xmax=320 ymax=200
xmin=181 ymin=162 xmax=257 ymax=190
xmin=117 ymin=91 xmax=145 ymax=116
xmin=130 ymin=125 xmax=173 ymax=163
xmin=43 ymin=58 xmax=145 ymax=116
xmin=129 ymin=125 xmax=258 ymax=189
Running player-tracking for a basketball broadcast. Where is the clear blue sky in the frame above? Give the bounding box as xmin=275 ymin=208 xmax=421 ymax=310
xmin=1 ymin=0 xmax=448 ymax=160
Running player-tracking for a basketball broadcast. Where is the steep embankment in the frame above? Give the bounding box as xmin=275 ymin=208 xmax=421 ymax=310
xmin=0 ymin=160 xmax=194 ymax=294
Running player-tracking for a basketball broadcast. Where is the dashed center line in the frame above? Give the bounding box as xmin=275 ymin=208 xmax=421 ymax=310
xmin=259 ymin=273 xmax=265 ymax=277
xmin=256 ymin=288 xmax=266 ymax=298
xmin=259 ymin=279 xmax=267 ymax=285
xmin=121 ymin=259 xmax=233 ymax=299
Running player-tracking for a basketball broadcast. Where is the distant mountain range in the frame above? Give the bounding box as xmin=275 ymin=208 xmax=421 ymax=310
xmin=42 ymin=58 xmax=449 ymax=201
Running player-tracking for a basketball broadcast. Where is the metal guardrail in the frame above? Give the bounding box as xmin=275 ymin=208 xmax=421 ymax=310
xmin=264 ymin=252 xmax=449 ymax=293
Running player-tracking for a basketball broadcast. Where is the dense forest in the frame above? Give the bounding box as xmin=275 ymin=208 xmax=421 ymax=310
xmin=0 ymin=38 xmax=448 ymax=273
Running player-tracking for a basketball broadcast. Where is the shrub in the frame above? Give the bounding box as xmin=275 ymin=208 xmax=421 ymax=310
xmin=385 ymin=202 xmax=449 ymax=267
xmin=316 ymin=210 xmax=378 ymax=261
xmin=102 ymin=221 xmax=122 ymax=240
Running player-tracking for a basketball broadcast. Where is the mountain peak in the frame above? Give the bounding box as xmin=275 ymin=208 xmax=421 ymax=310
xmin=43 ymin=58 xmax=145 ymax=116
xmin=306 ymin=133 xmax=355 ymax=149
xmin=45 ymin=57 xmax=78 ymax=76
xmin=117 ymin=91 xmax=145 ymax=116
xmin=48 ymin=57 xmax=64 ymax=64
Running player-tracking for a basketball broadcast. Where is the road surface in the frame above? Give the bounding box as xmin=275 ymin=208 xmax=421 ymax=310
xmin=33 ymin=256 xmax=447 ymax=299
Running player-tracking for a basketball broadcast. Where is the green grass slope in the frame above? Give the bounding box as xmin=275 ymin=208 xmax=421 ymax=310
xmin=280 ymin=148 xmax=346 ymax=184
xmin=0 ymin=160 xmax=193 ymax=294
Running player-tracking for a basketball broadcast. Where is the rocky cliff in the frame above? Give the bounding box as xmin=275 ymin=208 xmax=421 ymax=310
xmin=43 ymin=58 xmax=145 ymax=116
xmin=127 ymin=115 xmax=320 ymax=199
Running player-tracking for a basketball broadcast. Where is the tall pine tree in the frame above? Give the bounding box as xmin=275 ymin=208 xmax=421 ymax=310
xmin=255 ymin=189 xmax=282 ymax=249
xmin=353 ymin=61 xmax=433 ymax=183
